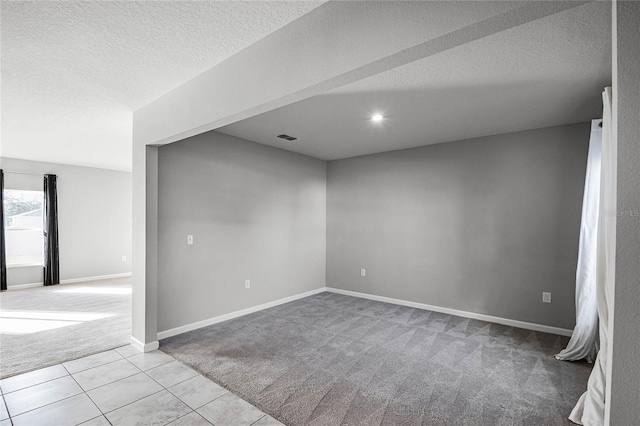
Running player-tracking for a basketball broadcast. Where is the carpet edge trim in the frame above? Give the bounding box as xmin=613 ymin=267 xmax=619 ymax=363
xmin=157 ymin=286 xmax=328 ymax=340
xmin=325 ymin=287 xmax=574 ymax=337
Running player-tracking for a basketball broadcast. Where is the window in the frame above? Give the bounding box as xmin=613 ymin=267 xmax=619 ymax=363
xmin=3 ymin=190 xmax=44 ymax=266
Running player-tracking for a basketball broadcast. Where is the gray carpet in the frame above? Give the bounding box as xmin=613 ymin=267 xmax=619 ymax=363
xmin=160 ymin=292 xmax=592 ymax=426
xmin=0 ymin=278 xmax=131 ymax=378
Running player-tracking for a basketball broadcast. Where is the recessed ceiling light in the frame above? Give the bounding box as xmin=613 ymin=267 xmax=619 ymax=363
xmin=371 ymin=113 xmax=384 ymax=123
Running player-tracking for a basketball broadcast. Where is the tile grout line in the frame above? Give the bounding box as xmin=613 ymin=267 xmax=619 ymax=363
xmin=79 ymin=414 xmax=113 ymax=426
xmin=164 ymin=383 xmax=229 ymax=412
xmin=4 ymin=350 xmax=273 ymax=426
xmin=249 ymin=414 xmax=268 ymax=426
xmin=113 ymin=348 xmax=142 ymax=359
xmin=135 ymin=364 xmax=195 ymax=420
xmin=16 ymin=353 xmax=178 ymax=421
xmin=73 ymin=357 xmax=143 ymax=393
xmin=143 ymin=362 xmax=200 ymax=389
xmin=129 ymin=356 xmax=174 ymax=375
xmin=4 ymin=367 xmax=79 ymax=419
xmin=159 ymin=409 xmax=198 ymax=426
xmin=79 ymin=369 xmax=143 ymax=393
xmin=76 ymin=357 xmax=166 ymax=416
xmin=79 ymin=370 xmax=114 ymax=420
xmin=5 ymin=356 xmax=133 ymax=424
xmin=64 ymin=352 xmax=125 ymax=375
xmin=1 ymin=350 xmax=126 ymax=396
xmin=64 ymin=363 xmax=105 ymax=426
xmin=135 ymin=356 xmax=233 ymax=425
xmin=0 ymin=346 xmax=128 ymax=382
xmin=100 ymin=389 xmax=166 ymax=416
xmin=0 ymin=370 xmax=70 ymax=397
xmin=6 ymin=387 xmax=85 ymax=421
xmin=140 ymin=359 xmax=178 ymax=375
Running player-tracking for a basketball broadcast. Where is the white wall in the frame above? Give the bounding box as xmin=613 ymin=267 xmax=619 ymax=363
xmin=1 ymin=157 xmax=132 ymax=287
xmin=156 ymin=131 xmax=326 ymax=333
xmin=327 ymin=123 xmax=588 ymax=330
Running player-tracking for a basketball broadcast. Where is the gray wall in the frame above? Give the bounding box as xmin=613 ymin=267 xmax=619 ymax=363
xmin=327 ymin=123 xmax=589 ymax=330
xmin=1 ymin=157 xmax=132 ymax=287
xmin=157 ymin=131 xmax=326 ymax=332
xmin=610 ymin=1 xmax=640 ymax=423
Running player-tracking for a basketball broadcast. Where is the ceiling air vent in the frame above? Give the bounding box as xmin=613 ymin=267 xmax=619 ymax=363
xmin=276 ymin=134 xmax=297 ymax=141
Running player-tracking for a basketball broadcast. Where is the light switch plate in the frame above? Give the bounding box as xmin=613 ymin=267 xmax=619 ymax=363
xmin=187 ymin=235 xmax=194 ymax=245
xmin=542 ymin=292 xmax=552 ymax=303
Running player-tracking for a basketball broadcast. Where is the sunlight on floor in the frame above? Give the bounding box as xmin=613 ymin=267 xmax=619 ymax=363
xmin=0 ymin=318 xmax=81 ymax=334
xmin=53 ymin=287 xmax=132 ymax=295
xmin=0 ymin=311 xmax=114 ymax=321
xmin=1 ymin=278 xmax=132 ymax=377
xmin=0 ymin=310 xmax=115 ymax=334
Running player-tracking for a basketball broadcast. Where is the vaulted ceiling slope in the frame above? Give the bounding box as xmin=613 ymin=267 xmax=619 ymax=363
xmin=218 ymin=1 xmax=611 ymax=160
xmin=0 ymin=1 xmax=324 ymax=171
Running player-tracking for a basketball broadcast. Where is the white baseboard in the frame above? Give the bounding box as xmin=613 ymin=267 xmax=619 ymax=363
xmin=6 ymin=272 xmax=132 ymax=290
xmin=61 ymin=273 xmax=132 ymax=284
xmin=130 ymin=336 xmax=159 ymax=353
xmin=6 ymin=282 xmax=42 ymax=290
xmin=326 ymin=287 xmax=573 ymax=337
xmin=157 ymin=287 xmax=327 ymax=340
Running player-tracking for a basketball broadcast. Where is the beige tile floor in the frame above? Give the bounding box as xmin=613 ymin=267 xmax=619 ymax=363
xmin=0 ymin=346 xmax=283 ymax=426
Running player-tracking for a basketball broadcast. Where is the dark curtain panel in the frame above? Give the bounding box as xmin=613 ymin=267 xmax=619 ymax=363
xmin=1 ymin=170 xmax=6 ymax=291
xmin=43 ymin=174 xmax=59 ymax=286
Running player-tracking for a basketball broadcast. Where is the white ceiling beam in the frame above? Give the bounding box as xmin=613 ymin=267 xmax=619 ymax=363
xmin=133 ymin=1 xmax=589 ymax=147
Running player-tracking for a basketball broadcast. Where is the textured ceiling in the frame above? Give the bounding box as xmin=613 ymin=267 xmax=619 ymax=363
xmin=218 ymin=1 xmax=612 ymax=160
xmin=2 ymin=1 xmax=613 ymax=170
xmin=1 ymin=1 xmax=323 ymax=170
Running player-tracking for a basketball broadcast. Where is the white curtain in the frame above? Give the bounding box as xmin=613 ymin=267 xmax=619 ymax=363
xmin=569 ymin=87 xmax=616 ymax=426
xmin=555 ymin=120 xmax=602 ymax=363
